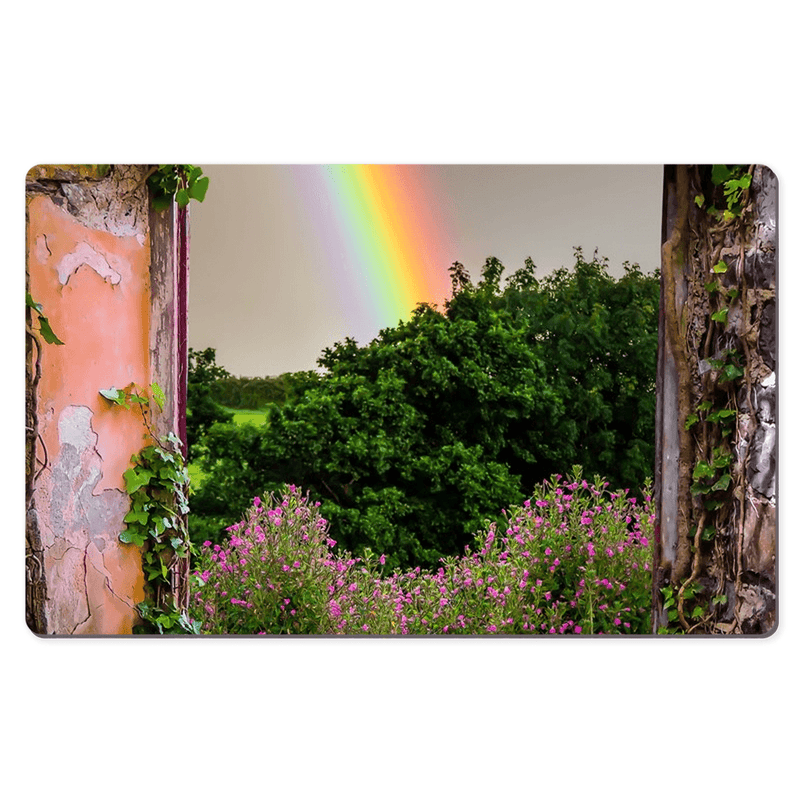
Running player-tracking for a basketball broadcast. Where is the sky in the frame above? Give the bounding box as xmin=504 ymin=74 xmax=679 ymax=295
xmin=188 ymin=165 xmax=664 ymax=377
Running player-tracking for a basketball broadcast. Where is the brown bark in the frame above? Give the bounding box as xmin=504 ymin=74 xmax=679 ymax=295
xmin=653 ymin=165 xmax=777 ymax=635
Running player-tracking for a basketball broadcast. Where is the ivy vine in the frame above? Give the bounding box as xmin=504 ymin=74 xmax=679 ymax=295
xmin=146 ymin=164 xmax=209 ymax=211
xmin=659 ymin=164 xmax=754 ymax=634
xmin=100 ymin=382 xmax=199 ymax=634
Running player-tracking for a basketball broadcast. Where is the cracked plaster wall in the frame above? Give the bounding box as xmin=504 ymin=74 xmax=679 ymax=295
xmin=26 ymin=165 xmax=176 ymax=634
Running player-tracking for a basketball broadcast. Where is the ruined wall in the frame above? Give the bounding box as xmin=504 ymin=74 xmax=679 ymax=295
xmin=25 ymin=165 xmax=180 ymax=634
xmin=653 ymin=165 xmax=777 ymax=635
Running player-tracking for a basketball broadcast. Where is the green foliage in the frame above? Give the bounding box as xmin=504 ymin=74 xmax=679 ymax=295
xmin=697 ymin=165 xmax=752 ymax=222
xmin=26 ymin=293 xmax=64 ymax=345
xmin=209 ymin=371 xmax=320 ymax=410
xmin=191 ymin=475 xmax=654 ymax=635
xmin=147 ymin=165 xmax=209 ymax=211
xmin=186 ymin=348 xmax=234 ymax=459
xmin=190 ymin=249 xmax=659 ymax=572
xmin=100 ymin=382 xmax=193 ymax=634
xmin=135 ymin=598 xmax=201 ymax=635
xmin=500 ymin=248 xmax=659 ymax=492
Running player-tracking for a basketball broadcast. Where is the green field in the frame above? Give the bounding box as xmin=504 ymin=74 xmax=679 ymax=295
xmin=188 ymin=407 xmax=267 ymax=489
xmin=226 ymin=406 xmax=268 ymax=426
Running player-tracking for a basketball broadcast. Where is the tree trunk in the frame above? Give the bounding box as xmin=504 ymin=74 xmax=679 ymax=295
xmin=653 ymin=165 xmax=777 ymax=635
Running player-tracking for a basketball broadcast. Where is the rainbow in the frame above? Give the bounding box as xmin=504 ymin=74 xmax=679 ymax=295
xmin=287 ymin=165 xmax=456 ymax=336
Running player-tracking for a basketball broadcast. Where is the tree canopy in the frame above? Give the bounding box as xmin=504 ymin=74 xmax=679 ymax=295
xmin=189 ymin=248 xmax=659 ymax=571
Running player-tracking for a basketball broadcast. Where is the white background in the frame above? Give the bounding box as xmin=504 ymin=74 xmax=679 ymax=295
xmin=4 ymin=2 xmax=796 ymax=798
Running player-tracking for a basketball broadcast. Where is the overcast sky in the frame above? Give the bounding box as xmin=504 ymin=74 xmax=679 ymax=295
xmin=188 ymin=164 xmax=664 ymax=377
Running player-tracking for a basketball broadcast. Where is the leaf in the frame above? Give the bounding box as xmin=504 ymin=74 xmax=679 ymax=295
xmin=123 ymin=508 xmax=150 ymax=525
xmin=692 ymin=461 xmax=715 ymax=480
xmin=119 ymin=529 xmax=147 ymax=547
xmin=188 ymin=176 xmax=209 ymax=202
xmin=99 ymin=387 xmax=129 ymax=408
xmin=26 ymin=293 xmax=43 ymax=313
xmin=701 ymin=526 xmax=716 ymax=542
xmin=124 ymin=467 xmax=154 ymax=494
xmin=37 ymin=315 xmax=66 ymax=345
xmin=694 ymin=194 xmax=704 ymax=208
xmin=711 ymin=473 xmax=732 ymax=492
xmin=712 ymin=261 xmax=729 ymax=274
xmin=712 ymin=594 xmax=728 ymax=606
xmin=719 ymin=363 xmax=744 ymax=383
xmin=684 ymin=413 xmax=699 ymax=430
xmin=176 ymin=188 xmax=190 ymax=208
xmin=705 ymin=281 xmax=720 ymax=294
xmin=151 ymin=382 xmax=165 ymax=411
xmin=711 ymin=307 xmax=729 ymax=324
xmin=711 ymin=165 xmax=733 ymax=185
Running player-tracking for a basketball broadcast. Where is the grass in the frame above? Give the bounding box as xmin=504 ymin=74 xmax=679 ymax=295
xmin=223 ymin=406 xmax=268 ymax=427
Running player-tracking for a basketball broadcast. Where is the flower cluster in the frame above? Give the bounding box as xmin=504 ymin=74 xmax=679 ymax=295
xmin=189 ymin=470 xmax=654 ymax=635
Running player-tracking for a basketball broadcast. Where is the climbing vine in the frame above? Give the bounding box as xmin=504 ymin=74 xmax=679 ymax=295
xmin=25 ymin=294 xmax=65 ymax=632
xmin=658 ymin=165 xmax=756 ymax=634
xmin=100 ymin=382 xmax=199 ymax=634
xmin=146 ymin=164 xmax=209 ymax=211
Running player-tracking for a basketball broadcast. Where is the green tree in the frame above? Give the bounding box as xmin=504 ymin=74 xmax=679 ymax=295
xmin=190 ymin=250 xmax=659 ymax=571
xmin=186 ymin=347 xmax=233 ymax=459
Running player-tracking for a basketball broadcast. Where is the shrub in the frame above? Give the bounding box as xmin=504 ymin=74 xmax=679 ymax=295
xmin=189 ymin=468 xmax=653 ymax=635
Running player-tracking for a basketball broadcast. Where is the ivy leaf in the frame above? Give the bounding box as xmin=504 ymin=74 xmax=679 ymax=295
xmin=693 ymin=461 xmax=715 ymax=480
xmin=188 ymin=176 xmax=209 ymax=203
xmin=124 ymin=467 xmax=154 ymax=494
xmin=701 ymin=526 xmax=716 ymax=542
xmin=151 ymin=382 xmax=165 ymax=411
xmin=37 ymin=315 xmax=66 ymax=346
xmin=711 ymin=165 xmax=733 ymax=185
xmin=712 ymin=261 xmax=728 ymax=274
xmin=123 ymin=508 xmax=150 ymax=525
xmin=684 ymin=413 xmax=699 ymax=430
xmin=711 ymin=473 xmax=732 ymax=492
xmin=719 ymin=363 xmax=744 ymax=383
xmin=120 ymin=528 xmax=147 ymax=547
xmin=99 ymin=387 xmax=128 ymax=408
xmin=712 ymin=594 xmax=728 ymax=606
xmin=175 ymin=188 xmax=190 ymax=208
xmin=694 ymin=194 xmax=704 ymax=208
xmin=26 ymin=293 xmax=43 ymax=313
xmin=711 ymin=307 xmax=729 ymax=324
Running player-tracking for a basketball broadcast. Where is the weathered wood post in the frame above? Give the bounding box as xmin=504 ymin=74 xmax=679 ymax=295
xmin=653 ymin=164 xmax=777 ymax=635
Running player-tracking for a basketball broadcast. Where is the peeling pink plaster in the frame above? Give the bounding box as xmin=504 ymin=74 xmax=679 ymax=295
xmin=27 ymin=183 xmax=154 ymax=634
